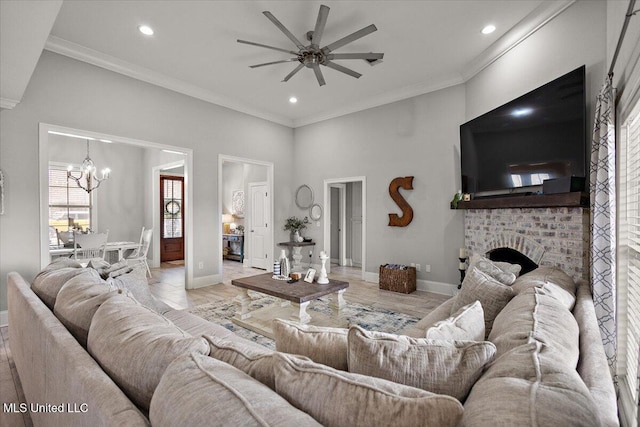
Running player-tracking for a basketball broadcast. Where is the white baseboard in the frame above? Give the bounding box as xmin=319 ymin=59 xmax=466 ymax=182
xmin=364 ymin=272 xmax=456 ymax=296
xmin=190 ymin=274 xmax=222 ymax=289
xmin=0 ymin=310 xmax=8 ymax=327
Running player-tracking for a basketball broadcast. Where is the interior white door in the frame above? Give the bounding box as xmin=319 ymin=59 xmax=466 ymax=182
xmin=249 ymin=182 xmax=269 ymax=269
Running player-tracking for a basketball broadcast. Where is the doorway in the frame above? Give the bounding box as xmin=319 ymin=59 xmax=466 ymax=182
xmin=160 ymin=175 xmax=185 ymax=262
xmin=38 ymin=123 xmax=195 ymax=288
xmin=323 ymin=177 xmax=366 ymax=279
xmin=218 ymin=155 xmax=274 ymax=276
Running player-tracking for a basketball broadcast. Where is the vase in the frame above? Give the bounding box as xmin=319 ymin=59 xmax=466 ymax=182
xmin=292 ymin=230 xmax=303 ymax=242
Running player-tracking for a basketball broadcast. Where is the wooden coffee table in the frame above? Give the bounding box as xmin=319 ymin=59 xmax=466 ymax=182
xmin=231 ymin=273 xmax=349 ymax=338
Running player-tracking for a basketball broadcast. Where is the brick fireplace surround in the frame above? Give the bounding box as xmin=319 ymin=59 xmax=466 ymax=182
xmin=464 ymin=207 xmax=590 ymax=281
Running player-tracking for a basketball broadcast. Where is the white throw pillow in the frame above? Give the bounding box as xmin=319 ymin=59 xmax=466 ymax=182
xmin=426 ymin=300 xmax=485 ymax=341
xmin=347 ymin=326 xmax=496 ymax=401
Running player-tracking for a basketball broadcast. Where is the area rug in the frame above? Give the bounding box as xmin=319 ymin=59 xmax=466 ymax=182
xmin=188 ymin=292 xmax=420 ymax=350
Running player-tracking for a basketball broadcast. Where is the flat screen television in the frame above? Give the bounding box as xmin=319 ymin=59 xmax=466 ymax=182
xmin=460 ymin=65 xmax=586 ymax=197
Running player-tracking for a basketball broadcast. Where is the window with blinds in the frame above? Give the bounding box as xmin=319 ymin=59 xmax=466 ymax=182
xmin=48 ymin=165 xmax=92 ymax=244
xmin=619 ymin=102 xmax=640 ymax=424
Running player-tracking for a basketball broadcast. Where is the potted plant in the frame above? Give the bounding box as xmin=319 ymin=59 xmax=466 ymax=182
xmin=284 ymin=216 xmax=309 ymax=242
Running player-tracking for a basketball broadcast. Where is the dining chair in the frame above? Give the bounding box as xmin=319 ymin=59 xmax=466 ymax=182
xmin=125 ymin=227 xmax=153 ymax=278
xmin=56 ymin=229 xmax=74 ymax=247
xmin=73 ymin=231 xmax=109 ymax=266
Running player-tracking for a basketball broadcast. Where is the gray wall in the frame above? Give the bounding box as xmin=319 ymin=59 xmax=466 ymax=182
xmin=0 ymin=51 xmax=294 ymax=311
xmin=293 ymin=85 xmax=467 ymax=286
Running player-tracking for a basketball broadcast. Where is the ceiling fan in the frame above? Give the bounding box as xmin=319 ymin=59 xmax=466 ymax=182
xmin=238 ymin=4 xmax=384 ymax=87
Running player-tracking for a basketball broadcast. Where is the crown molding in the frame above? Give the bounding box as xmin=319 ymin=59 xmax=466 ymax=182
xmin=0 ymin=97 xmax=20 ymax=110
xmin=44 ymin=36 xmax=294 ymax=128
xmin=461 ymin=0 xmax=576 ymax=81
xmin=293 ymin=75 xmax=465 ymax=128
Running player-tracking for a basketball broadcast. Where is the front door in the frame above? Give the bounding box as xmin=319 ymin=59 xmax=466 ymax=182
xmin=160 ymin=175 xmax=184 ymax=262
xmin=249 ymin=182 xmax=270 ymax=269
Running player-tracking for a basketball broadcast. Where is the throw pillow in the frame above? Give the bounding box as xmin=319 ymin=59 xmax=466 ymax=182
xmin=31 ymin=265 xmax=87 ymax=309
xmin=149 ymin=353 xmax=322 ymax=427
xmin=347 ymin=326 xmax=496 ymax=401
xmin=425 ymin=300 xmax=485 ymax=341
xmin=106 ymin=265 xmax=158 ymax=312
xmin=452 ymin=266 xmax=514 ymax=336
xmin=87 ymin=296 xmax=209 ymax=411
xmin=88 ymin=259 xmax=132 ymax=279
xmin=273 ymin=352 xmax=463 ymax=427
xmin=273 ymin=318 xmax=348 ymax=370
xmin=53 ymin=268 xmax=129 ymax=347
xmin=469 ymin=253 xmax=517 ymax=285
xmin=494 ymin=261 xmax=522 ymax=277
xmin=206 ymin=335 xmax=278 ymax=390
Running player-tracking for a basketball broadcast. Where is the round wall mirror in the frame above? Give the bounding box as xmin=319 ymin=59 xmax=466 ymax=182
xmin=309 ymin=203 xmax=323 ymax=221
xmin=295 ymin=184 xmax=314 ymax=209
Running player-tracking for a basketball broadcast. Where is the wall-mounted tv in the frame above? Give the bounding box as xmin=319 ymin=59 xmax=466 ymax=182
xmin=460 ymin=65 xmax=586 ymax=197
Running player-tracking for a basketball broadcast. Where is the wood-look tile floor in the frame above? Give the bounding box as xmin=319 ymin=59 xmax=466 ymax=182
xmin=0 ymin=260 xmax=450 ymax=425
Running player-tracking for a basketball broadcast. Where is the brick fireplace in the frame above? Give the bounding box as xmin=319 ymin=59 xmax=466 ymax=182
xmin=464 ymin=207 xmax=590 ymax=281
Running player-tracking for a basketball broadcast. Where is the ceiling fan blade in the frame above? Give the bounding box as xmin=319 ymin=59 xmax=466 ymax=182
xmin=282 ymin=63 xmax=305 ymax=82
xmin=312 ymin=63 xmax=326 ymax=86
xmin=325 ymin=52 xmax=384 ymax=60
xmin=310 ymin=5 xmax=330 ymax=49
xmin=237 ymin=39 xmax=298 ymax=55
xmin=324 ymin=61 xmax=362 ymax=79
xmin=250 ymin=59 xmax=299 ymax=68
xmin=321 ymin=24 xmax=377 ymax=54
xmin=263 ymin=11 xmax=306 ymax=50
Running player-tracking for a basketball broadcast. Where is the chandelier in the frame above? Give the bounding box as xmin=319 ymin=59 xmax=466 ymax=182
xmin=67 ymin=140 xmax=111 ymax=193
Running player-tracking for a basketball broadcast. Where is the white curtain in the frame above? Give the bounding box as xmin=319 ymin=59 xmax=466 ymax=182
xmin=590 ymin=75 xmax=617 ymax=372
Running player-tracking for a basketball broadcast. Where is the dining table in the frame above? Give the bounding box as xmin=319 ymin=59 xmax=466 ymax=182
xmin=50 ymin=241 xmax=139 ymax=263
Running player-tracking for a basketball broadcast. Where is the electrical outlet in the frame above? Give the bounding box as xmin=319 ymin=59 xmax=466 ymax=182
xmin=424 ymin=264 xmax=431 ymax=273
xmin=198 ymin=261 xmax=204 ymax=269
xmin=416 ymin=264 xmax=421 ymax=272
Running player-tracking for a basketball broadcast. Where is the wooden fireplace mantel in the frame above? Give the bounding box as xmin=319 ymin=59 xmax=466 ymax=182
xmin=455 ymin=192 xmax=589 ymax=209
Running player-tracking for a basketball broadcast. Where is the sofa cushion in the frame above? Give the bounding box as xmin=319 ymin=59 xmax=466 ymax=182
xmin=273 ymin=352 xmax=463 ymax=427
xmin=452 ymin=267 xmax=514 ymax=337
xmin=150 ymin=352 xmax=321 ymax=427
xmin=206 ymin=335 xmax=277 ymax=390
xmin=462 ymin=341 xmax=601 ymax=427
xmin=511 ymin=266 xmax=577 ymax=310
xmin=347 ymin=326 xmax=495 ymax=401
xmin=273 ymin=318 xmax=348 ymax=371
xmin=87 ymin=296 xmax=209 ymax=411
xmin=469 ymin=253 xmax=517 ymax=285
xmin=53 ymin=268 xmax=129 ymax=347
xmin=32 ymin=264 xmax=86 ymax=309
xmin=106 ymin=266 xmax=158 ymax=312
xmin=425 ymin=300 xmax=484 ymax=341
xmin=488 ymin=288 xmax=580 ymax=366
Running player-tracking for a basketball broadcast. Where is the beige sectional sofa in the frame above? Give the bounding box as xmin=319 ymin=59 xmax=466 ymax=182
xmin=7 ymin=257 xmax=618 ymax=426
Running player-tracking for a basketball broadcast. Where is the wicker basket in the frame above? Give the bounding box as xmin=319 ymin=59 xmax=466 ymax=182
xmin=379 ymin=265 xmax=416 ymax=294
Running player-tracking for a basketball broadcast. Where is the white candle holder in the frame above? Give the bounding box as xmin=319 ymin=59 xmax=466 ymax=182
xmin=317 ymin=253 xmax=329 ymax=284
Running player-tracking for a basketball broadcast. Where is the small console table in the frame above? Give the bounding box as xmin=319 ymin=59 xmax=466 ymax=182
xmin=278 ymin=241 xmax=316 ymax=272
xmin=223 ymin=234 xmax=244 ymax=262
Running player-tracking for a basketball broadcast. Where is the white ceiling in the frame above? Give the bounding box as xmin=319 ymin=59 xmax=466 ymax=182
xmin=6 ymin=1 xmax=577 ymax=127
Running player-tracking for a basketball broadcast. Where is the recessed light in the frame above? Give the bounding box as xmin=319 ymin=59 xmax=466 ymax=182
xmin=512 ymin=107 xmax=533 ymax=117
xmin=482 ymin=25 xmax=496 ymax=35
xmin=289 ymin=97 xmax=298 ymax=104
xmin=138 ymin=25 xmax=154 ymax=36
